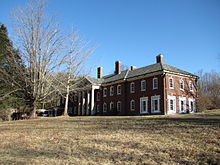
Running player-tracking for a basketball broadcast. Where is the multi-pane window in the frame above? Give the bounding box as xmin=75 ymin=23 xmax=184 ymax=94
xmin=153 ymin=78 xmax=158 ymax=89
xmin=110 ymin=102 xmax=114 ymax=111
xmin=170 ymin=100 xmax=174 ymax=111
xmin=110 ymin=86 xmax=114 ymax=96
xmin=180 ymin=80 xmax=184 ymax=90
xmin=130 ymin=100 xmax=135 ymax=111
xmin=103 ymin=103 xmax=107 ymax=112
xmin=117 ymin=101 xmax=121 ymax=112
xmin=130 ymin=82 xmax=135 ymax=93
xmin=140 ymin=97 xmax=148 ymax=114
xmin=169 ymin=78 xmax=174 ymax=89
xmin=179 ymin=96 xmax=186 ymax=113
xmin=168 ymin=95 xmax=176 ymax=113
xmin=188 ymin=98 xmax=195 ymax=113
xmin=117 ymin=85 xmax=121 ymax=95
xmin=189 ymin=81 xmax=193 ymax=91
xmin=151 ymin=96 xmax=160 ymax=113
xmin=97 ymin=92 xmax=100 ymax=101
xmin=141 ymin=80 xmax=146 ymax=91
xmin=103 ymin=88 xmax=107 ymax=97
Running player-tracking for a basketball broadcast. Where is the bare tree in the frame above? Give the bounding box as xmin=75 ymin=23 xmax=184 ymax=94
xmin=10 ymin=0 xmax=65 ymax=116
xmin=53 ymin=31 xmax=94 ymax=116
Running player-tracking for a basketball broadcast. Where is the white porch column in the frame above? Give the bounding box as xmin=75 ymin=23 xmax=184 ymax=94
xmin=91 ymin=86 xmax=95 ymax=115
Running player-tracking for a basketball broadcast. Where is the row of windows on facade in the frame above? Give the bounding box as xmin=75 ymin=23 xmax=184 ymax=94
xmin=98 ymin=78 xmax=159 ymax=100
xmin=169 ymin=78 xmax=193 ymax=91
xmin=96 ymin=95 xmax=160 ymax=114
xmin=96 ymin=78 xmax=194 ymax=100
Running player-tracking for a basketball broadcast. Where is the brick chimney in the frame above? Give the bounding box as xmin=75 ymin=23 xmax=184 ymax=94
xmin=130 ymin=66 xmax=136 ymax=70
xmin=115 ymin=61 xmax=121 ymax=74
xmin=97 ymin=67 xmax=103 ymax=79
xmin=156 ymin=54 xmax=163 ymax=63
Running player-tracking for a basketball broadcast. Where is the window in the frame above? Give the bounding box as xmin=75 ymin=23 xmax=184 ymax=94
xmin=103 ymin=88 xmax=107 ymax=97
xmin=130 ymin=82 xmax=135 ymax=93
xmin=168 ymin=95 xmax=176 ymax=114
xmin=188 ymin=98 xmax=195 ymax=113
xmin=169 ymin=78 xmax=174 ymax=89
xmin=110 ymin=102 xmax=114 ymax=111
xmin=189 ymin=81 xmax=193 ymax=91
xmin=140 ymin=97 xmax=148 ymax=114
xmin=153 ymin=78 xmax=158 ymax=89
xmin=179 ymin=96 xmax=186 ymax=113
xmin=141 ymin=80 xmax=146 ymax=91
xmin=151 ymin=95 xmax=160 ymax=113
xmin=117 ymin=85 xmax=121 ymax=95
xmin=117 ymin=101 xmax=121 ymax=112
xmin=97 ymin=104 xmax=100 ymax=112
xmin=130 ymin=100 xmax=135 ymax=111
xmin=110 ymin=86 xmax=114 ymax=96
xmin=180 ymin=80 xmax=184 ymax=90
xmin=103 ymin=103 xmax=107 ymax=112
xmin=97 ymin=92 xmax=100 ymax=101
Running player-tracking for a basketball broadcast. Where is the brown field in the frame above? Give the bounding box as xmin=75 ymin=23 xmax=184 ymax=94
xmin=0 ymin=110 xmax=220 ymax=165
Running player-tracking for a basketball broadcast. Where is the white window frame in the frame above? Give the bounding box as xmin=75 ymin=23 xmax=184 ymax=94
xmin=188 ymin=98 xmax=195 ymax=113
xmin=103 ymin=88 xmax=107 ymax=97
xmin=110 ymin=86 xmax=114 ymax=96
xmin=140 ymin=97 xmax=148 ymax=114
xmin=103 ymin=103 xmax=107 ymax=112
xmin=117 ymin=85 xmax=121 ymax=95
xmin=130 ymin=100 xmax=135 ymax=111
xmin=189 ymin=81 xmax=193 ymax=91
xmin=117 ymin=101 xmax=121 ymax=112
xmin=130 ymin=82 xmax=135 ymax=93
xmin=153 ymin=78 xmax=158 ymax=89
xmin=179 ymin=96 xmax=186 ymax=113
xmin=110 ymin=102 xmax=114 ymax=111
xmin=151 ymin=95 xmax=160 ymax=113
xmin=180 ymin=79 xmax=184 ymax=91
xmin=141 ymin=80 xmax=146 ymax=91
xmin=169 ymin=78 xmax=174 ymax=89
xmin=167 ymin=95 xmax=176 ymax=114
xmin=97 ymin=92 xmax=100 ymax=101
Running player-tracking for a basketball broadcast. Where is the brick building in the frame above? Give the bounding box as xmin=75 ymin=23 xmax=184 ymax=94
xmin=67 ymin=54 xmax=198 ymax=116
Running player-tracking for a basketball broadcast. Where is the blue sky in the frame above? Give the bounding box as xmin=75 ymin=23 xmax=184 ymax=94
xmin=1 ymin=0 xmax=220 ymax=77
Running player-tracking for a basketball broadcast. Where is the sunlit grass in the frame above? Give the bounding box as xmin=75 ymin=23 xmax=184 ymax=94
xmin=0 ymin=110 xmax=219 ymax=164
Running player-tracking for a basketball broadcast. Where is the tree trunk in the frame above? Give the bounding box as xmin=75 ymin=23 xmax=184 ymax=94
xmin=64 ymin=85 xmax=70 ymax=116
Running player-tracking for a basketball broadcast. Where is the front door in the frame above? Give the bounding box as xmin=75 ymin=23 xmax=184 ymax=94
xmin=140 ymin=97 xmax=148 ymax=114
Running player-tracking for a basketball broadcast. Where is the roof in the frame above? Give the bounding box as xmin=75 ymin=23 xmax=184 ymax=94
xmin=87 ymin=63 xmax=198 ymax=85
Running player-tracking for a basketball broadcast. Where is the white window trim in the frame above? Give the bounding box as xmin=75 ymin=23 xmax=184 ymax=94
xmin=103 ymin=102 xmax=107 ymax=112
xmin=110 ymin=102 xmax=114 ymax=111
xmin=140 ymin=97 xmax=148 ymax=114
xmin=153 ymin=78 xmax=158 ymax=89
xmin=169 ymin=78 xmax=174 ymax=89
xmin=180 ymin=79 xmax=184 ymax=91
xmin=130 ymin=100 xmax=135 ymax=111
xmin=151 ymin=95 xmax=160 ymax=113
xmin=103 ymin=88 xmax=107 ymax=97
xmin=188 ymin=98 xmax=195 ymax=113
xmin=110 ymin=86 xmax=114 ymax=96
xmin=189 ymin=81 xmax=193 ymax=91
xmin=130 ymin=82 xmax=135 ymax=93
xmin=167 ymin=95 xmax=176 ymax=114
xmin=141 ymin=80 xmax=146 ymax=91
xmin=117 ymin=101 xmax=121 ymax=112
xmin=179 ymin=96 xmax=186 ymax=113
xmin=117 ymin=85 xmax=121 ymax=95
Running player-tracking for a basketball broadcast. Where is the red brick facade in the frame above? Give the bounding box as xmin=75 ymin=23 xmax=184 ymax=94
xmin=69 ymin=55 xmax=198 ymax=116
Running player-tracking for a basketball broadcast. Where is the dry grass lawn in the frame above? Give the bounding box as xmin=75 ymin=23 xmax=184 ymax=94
xmin=0 ymin=110 xmax=220 ymax=165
